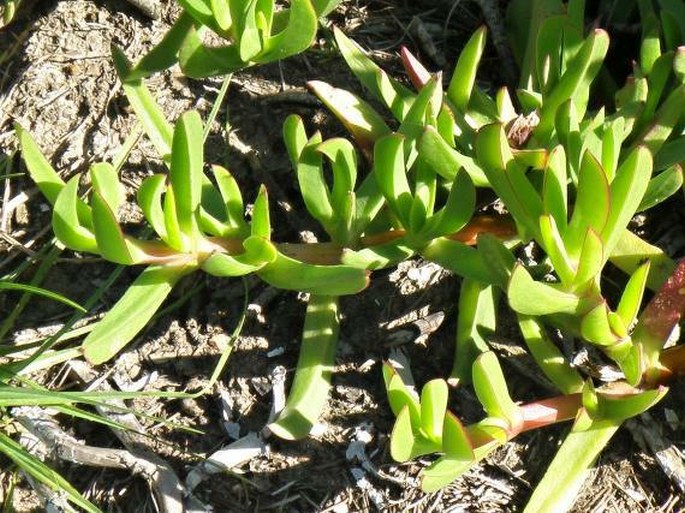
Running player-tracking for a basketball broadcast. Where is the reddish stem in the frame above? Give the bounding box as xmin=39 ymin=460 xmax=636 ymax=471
xmin=519 ymin=394 xmax=582 ymax=432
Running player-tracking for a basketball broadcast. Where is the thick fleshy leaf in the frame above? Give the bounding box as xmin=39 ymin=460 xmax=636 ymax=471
xmin=420 ymin=379 xmax=448 ymax=443
xmin=137 ymin=174 xmax=168 ymax=239
xmin=600 ymin=117 xmax=625 ymax=182
xmin=534 ymin=29 xmax=610 ymax=143
xmin=638 ymin=165 xmax=684 ymax=212
xmin=231 ymin=0 xmax=262 ymax=62
xmin=125 ymin=13 xmax=195 ymax=81
xmin=447 ymin=26 xmax=486 ymax=112
xmin=472 ymin=352 xmax=521 ymax=429
xmin=523 ymin=412 xmax=620 ymax=513
xmin=373 ymin=134 xmax=412 ymax=227
xmin=90 ymin=162 xmax=125 ymax=214
xmin=616 ymin=261 xmax=650 ymax=328
xmin=472 ymin=234 xmax=514 ymax=287
xmin=283 ymin=114 xmax=308 ymax=166
xmin=163 ymin=186 xmax=185 ymax=251
xmin=398 ymin=77 xmax=440 ymax=145
xmin=390 ymin=406 xmax=417 ymax=462
xmin=258 ymin=251 xmax=368 ymax=295
xmin=508 ymin=264 xmax=581 ymax=316
xmin=317 ymin=137 xmax=357 ymax=221
xmin=212 ymin=164 xmax=247 ymax=232
xmin=601 ymin=146 xmax=652 ymax=255
xmin=16 ymin=124 xmax=65 ymax=205
xmin=342 ymin=240 xmax=414 ymax=270
xmin=418 ymin=126 xmax=489 ymax=186
xmin=539 ymin=214 xmax=574 ymax=285
xmin=112 ymin=46 xmax=173 ymax=159
xmin=169 ymin=110 xmax=204 ymax=243
xmin=201 ymin=237 xmax=276 ymax=276
xmin=91 ymin=192 xmax=133 ymax=264
xmin=257 ymin=0 xmax=318 ymax=63
xmin=308 ymin=81 xmax=391 ymax=153
xmin=421 ymin=455 xmax=475 ymax=493
xmin=476 ymin=124 xmax=543 ymax=239
xmin=177 ymin=25 xmax=247 ymax=78
xmin=518 ymin=315 xmax=584 ymax=394
xmin=53 ymin=176 xmax=98 ymax=254
xmin=333 ymin=26 xmax=413 ymax=120
xmin=267 ymin=295 xmax=340 ymax=440
xmin=251 ymin=185 xmax=271 ymax=239
xmin=634 ymin=85 xmax=685 ymax=157
xmin=609 ymin=230 xmax=675 ymax=291
xmin=580 ymin=302 xmax=621 ymax=345
xmin=573 ymin=228 xmax=604 ymax=287
xmin=564 ymin=151 xmax=609 ymax=258
xmin=451 ymin=279 xmax=497 ymax=386
xmin=595 ymin=387 xmax=668 ymax=422
xmin=420 ymin=169 xmax=475 ymax=240
xmin=382 ymin=363 xmax=420 ymax=423
xmin=421 ymin=238 xmax=494 ymax=284
xmin=442 ymin=411 xmax=475 ymax=460
xmin=83 ymin=264 xmax=192 ymax=364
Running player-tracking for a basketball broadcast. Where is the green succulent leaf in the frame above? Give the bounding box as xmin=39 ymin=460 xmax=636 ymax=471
xmin=601 ymin=146 xmax=652 ymax=255
xmin=472 ymin=352 xmax=521 ymax=430
xmin=342 ymin=240 xmax=415 ymax=270
xmin=268 ymin=295 xmax=340 ymax=440
xmin=112 ymin=45 xmax=173 ymax=159
xmin=573 ymin=228 xmax=605 ymax=288
xmin=534 ymin=29 xmax=610 ymax=143
xmin=476 ymin=124 xmax=543 ymax=239
xmin=508 ymin=264 xmax=581 ymax=316
xmin=308 ymin=80 xmax=391 ymax=153
xmin=251 ymin=185 xmax=271 ymax=239
xmin=475 ymin=233 xmax=516 ymax=289
xmin=212 ymin=164 xmax=247 ymax=233
xmin=420 ymin=169 xmax=475 ymax=240
xmin=91 ymin=191 xmax=133 ymax=264
xmin=90 ymin=162 xmax=125 ymax=214
xmin=373 ymin=134 xmax=412 ymax=227
xmin=283 ymin=114 xmax=309 ymax=166
xmin=201 ymin=237 xmax=277 ymax=276
xmin=420 ymin=379 xmax=448 ymax=443
xmin=177 ymin=25 xmax=247 ymax=78
xmin=333 ymin=27 xmax=413 ymax=120
xmin=421 ymin=454 xmax=475 ymax=493
xmin=137 ymin=174 xmax=168 ymax=240
xmin=169 ymin=110 xmax=204 ymax=244
xmin=83 ymin=264 xmax=193 ymax=364
xmin=258 ymin=251 xmax=369 ymax=295
xmin=523 ymin=411 xmax=620 ymax=513
xmin=595 ymin=387 xmax=668 ymax=422
xmin=421 ymin=238 xmax=494 ymax=284
xmin=447 ymin=26 xmax=486 ymax=112
xmin=53 ymin=176 xmax=98 ymax=254
xmin=580 ymin=302 xmax=620 ymax=345
xmin=564 ymin=151 xmax=609 ymax=258
xmin=418 ymin=126 xmax=489 ymax=186
xmin=125 ymin=12 xmax=195 ymax=81
xmin=257 ymin=0 xmax=318 ymax=63
xmin=637 ymin=164 xmax=684 ymax=212
xmin=539 ymin=214 xmax=574 ymax=285
xmin=451 ymin=279 xmax=497 ymax=386
xmin=616 ymin=261 xmax=650 ymax=328
xmin=383 ymin=362 xmax=421 ymax=423
xmin=518 ymin=315 xmax=584 ymax=394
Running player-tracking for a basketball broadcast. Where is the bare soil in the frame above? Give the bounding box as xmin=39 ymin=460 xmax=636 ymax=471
xmin=0 ymin=1 xmax=684 ymax=512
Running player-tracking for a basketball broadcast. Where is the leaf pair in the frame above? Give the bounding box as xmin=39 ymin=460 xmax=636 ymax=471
xmin=123 ymin=0 xmax=339 ymax=80
xmin=384 ymin=352 xmax=522 ymax=492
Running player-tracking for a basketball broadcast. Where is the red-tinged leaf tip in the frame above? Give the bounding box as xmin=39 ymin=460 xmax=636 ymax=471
xmin=638 ymin=260 xmax=685 ymax=342
xmin=400 ymin=46 xmax=431 ymax=89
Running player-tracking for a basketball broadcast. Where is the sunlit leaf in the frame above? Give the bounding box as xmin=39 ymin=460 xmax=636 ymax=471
xmin=83 ymin=264 xmax=193 ymax=364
